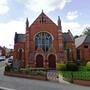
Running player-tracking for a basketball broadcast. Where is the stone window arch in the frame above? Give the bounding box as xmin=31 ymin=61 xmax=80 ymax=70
xmin=35 ymin=32 xmax=52 ymax=52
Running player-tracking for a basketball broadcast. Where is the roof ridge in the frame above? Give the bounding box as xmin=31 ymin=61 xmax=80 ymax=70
xmin=68 ymin=30 xmax=74 ymax=41
xmin=29 ymin=11 xmax=57 ymax=27
xmin=75 ymin=35 xmax=87 ymax=48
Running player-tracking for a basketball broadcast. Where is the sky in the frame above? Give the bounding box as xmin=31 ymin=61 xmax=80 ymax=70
xmin=0 ymin=0 xmax=90 ymax=48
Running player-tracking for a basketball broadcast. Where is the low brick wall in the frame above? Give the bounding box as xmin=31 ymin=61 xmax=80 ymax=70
xmin=73 ymin=80 xmax=90 ymax=86
xmin=4 ymin=72 xmax=47 ymax=81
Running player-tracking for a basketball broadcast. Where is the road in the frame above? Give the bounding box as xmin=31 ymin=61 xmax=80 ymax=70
xmin=0 ymin=61 xmax=90 ymax=90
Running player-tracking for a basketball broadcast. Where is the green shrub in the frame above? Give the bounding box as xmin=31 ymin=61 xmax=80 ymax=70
xmin=5 ymin=65 xmax=11 ymax=72
xmin=56 ymin=63 xmax=66 ymax=71
xmin=60 ymin=71 xmax=90 ymax=81
xmin=66 ymin=62 xmax=79 ymax=71
xmin=24 ymin=68 xmax=32 ymax=74
xmin=20 ymin=68 xmax=46 ymax=76
xmin=32 ymin=70 xmax=46 ymax=76
xmin=79 ymin=66 xmax=87 ymax=71
xmin=81 ymin=58 xmax=86 ymax=65
xmin=86 ymin=61 xmax=90 ymax=71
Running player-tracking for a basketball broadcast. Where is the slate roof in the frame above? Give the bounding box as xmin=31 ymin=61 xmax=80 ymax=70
xmin=62 ymin=32 xmax=74 ymax=42
xmin=75 ymin=35 xmax=90 ymax=48
xmin=14 ymin=33 xmax=25 ymax=43
xmin=84 ymin=36 xmax=90 ymax=44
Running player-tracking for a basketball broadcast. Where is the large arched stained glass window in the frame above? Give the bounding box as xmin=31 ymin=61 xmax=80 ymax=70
xmin=35 ymin=32 xmax=52 ymax=52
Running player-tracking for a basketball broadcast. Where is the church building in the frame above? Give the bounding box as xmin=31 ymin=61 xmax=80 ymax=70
xmin=14 ymin=11 xmax=76 ymax=69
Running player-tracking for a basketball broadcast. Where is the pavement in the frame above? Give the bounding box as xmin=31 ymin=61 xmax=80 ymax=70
xmin=0 ymin=86 xmax=15 ymax=90
xmin=58 ymin=74 xmax=70 ymax=84
xmin=0 ymin=61 xmax=5 ymax=68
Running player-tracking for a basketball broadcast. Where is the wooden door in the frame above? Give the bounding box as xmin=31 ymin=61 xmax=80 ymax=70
xmin=36 ymin=55 xmax=43 ymax=67
xmin=48 ymin=54 xmax=56 ymax=69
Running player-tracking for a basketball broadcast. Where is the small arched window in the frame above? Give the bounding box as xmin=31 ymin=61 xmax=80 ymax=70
xmin=35 ymin=32 xmax=52 ymax=52
xmin=18 ymin=48 xmax=24 ymax=60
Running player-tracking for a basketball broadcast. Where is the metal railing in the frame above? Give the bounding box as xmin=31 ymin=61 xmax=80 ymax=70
xmin=60 ymin=71 xmax=90 ymax=82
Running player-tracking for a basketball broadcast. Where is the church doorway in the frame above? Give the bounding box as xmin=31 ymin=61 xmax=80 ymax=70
xmin=48 ymin=54 xmax=56 ymax=69
xmin=36 ymin=54 xmax=43 ymax=67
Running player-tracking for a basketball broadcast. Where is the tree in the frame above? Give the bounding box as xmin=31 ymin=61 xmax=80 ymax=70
xmin=83 ymin=27 xmax=90 ymax=36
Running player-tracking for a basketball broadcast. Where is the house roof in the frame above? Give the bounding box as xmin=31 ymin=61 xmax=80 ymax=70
xmin=75 ymin=35 xmax=87 ymax=48
xmin=62 ymin=32 xmax=74 ymax=42
xmin=14 ymin=33 xmax=25 ymax=43
xmin=84 ymin=36 xmax=90 ymax=44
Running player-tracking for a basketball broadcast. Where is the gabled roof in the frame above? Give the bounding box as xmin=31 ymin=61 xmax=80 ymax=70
xmin=84 ymin=36 xmax=90 ymax=44
xmin=75 ymin=35 xmax=87 ymax=48
xmin=30 ymin=11 xmax=57 ymax=26
xmin=14 ymin=33 xmax=25 ymax=43
xmin=62 ymin=32 xmax=74 ymax=42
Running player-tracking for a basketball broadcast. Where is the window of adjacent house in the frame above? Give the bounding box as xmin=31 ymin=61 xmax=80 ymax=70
xmin=84 ymin=45 xmax=88 ymax=48
xmin=35 ymin=32 xmax=52 ymax=52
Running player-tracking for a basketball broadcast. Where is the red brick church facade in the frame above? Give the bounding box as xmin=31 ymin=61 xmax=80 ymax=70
xmin=14 ymin=11 xmax=76 ymax=68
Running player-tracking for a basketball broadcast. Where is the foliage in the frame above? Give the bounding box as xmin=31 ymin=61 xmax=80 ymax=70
xmin=20 ymin=68 xmax=46 ymax=76
xmin=83 ymin=27 xmax=90 ymax=36
xmin=23 ymin=68 xmax=32 ymax=74
xmin=79 ymin=66 xmax=87 ymax=71
xmin=66 ymin=61 xmax=79 ymax=71
xmin=5 ymin=65 xmax=12 ymax=72
xmin=60 ymin=71 xmax=90 ymax=81
xmin=86 ymin=61 xmax=90 ymax=71
xmin=80 ymin=58 xmax=86 ymax=65
xmin=56 ymin=63 xmax=66 ymax=71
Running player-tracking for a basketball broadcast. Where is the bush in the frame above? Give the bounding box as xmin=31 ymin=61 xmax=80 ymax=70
xmin=56 ymin=63 xmax=66 ymax=71
xmin=86 ymin=61 xmax=90 ymax=71
xmin=80 ymin=58 xmax=86 ymax=65
xmin=66 ymin=62 xmax=79 ymax=71
xmin=24 ymin=68 xmax=32 ymax=74
xmin=5 ymin=65 xmax=12 ymax=72
xmin=79 ymin=66 xmax=87 ymax=71
xmin=60 ymin=71 xmax=90 ymax=81
xmin=20 ymin=68 xmax=46 ymax=76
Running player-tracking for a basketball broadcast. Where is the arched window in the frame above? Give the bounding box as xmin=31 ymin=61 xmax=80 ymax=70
xmin=35 ymin=32 xmax=52 ymax=52
xmin=18 ymin=48 xmax=24 ymax=60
